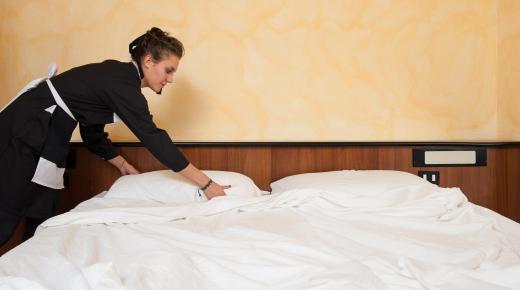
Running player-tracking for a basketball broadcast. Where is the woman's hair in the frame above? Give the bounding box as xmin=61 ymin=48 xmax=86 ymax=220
xmin=129 ymin=27 xmax=184 ymax=62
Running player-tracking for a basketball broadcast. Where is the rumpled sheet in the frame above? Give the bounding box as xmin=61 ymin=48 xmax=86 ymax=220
xmin=1 ymin=185 xmax=519 ymax=290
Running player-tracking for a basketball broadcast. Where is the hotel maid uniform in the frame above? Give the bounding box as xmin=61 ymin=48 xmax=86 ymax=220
xmin=0 ymin=60 xmax=189 ymax=245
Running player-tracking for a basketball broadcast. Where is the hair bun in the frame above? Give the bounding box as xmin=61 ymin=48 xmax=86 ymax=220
xmin=128 ymin=35 xmax=144 ymax=54
xmin=129 ymin=27 xmax=184 ymax=62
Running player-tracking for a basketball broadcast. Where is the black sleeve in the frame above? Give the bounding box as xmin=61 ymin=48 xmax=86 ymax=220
xmin=79 ymin=124 xmax=119 ymax=161
xmin=104 ymin=86 xmax=189 ymax=172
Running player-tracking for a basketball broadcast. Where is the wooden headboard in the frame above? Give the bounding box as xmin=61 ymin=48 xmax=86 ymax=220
xmin=2 ymin=142 xmax=519 ymax=255
xmin=59 ymin=142 xmax=520 ymax=222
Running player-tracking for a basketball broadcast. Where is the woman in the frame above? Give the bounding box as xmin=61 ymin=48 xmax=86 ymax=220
xmin=0 ymin=27 xmax=228 ymax=246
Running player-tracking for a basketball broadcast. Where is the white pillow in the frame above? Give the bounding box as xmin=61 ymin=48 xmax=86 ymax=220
xmin=104 ymin=170 xmax=264 ymax=203
xmin=270 ymin=170 xmax=435 ymax=195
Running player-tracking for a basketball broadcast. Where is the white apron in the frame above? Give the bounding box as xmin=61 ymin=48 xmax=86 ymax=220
xmin=1 ymin=63 xmax=76 ymax=189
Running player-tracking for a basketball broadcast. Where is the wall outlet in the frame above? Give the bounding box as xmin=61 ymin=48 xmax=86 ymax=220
xmin=418 ymin=170 xmax=440 ymax=185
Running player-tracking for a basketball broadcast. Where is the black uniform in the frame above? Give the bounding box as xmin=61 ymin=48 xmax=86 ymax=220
xmin=0 ymin=60 xmax=189 ymax=245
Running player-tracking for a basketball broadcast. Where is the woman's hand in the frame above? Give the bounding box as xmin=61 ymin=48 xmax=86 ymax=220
xmin=108 ymin=155 xmax=140 ymax=176
xmin=119 ymin=160 xmax=140 ymax=175
xmin=178 ymin=163 xmax=232 ymax=200
xmin=203 ymin=182 xmax=231 ymax=200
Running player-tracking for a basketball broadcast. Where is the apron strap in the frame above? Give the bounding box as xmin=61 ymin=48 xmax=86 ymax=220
xmin=45 ymin=79 xmax=76 ymax=121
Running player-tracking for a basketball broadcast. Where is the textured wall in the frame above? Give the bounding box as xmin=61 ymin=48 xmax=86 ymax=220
xmin=0 ymin=0 xmax=513 ymax=141
xmin=498 ymin=0 xmax=520 ymax=140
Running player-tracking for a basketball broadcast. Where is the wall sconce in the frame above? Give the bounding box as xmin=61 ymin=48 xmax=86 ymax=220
xmin=412 ymin=147 xmax=486 ymax=167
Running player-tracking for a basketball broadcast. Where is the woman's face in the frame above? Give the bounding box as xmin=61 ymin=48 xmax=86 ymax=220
xmin=141 ymin=53 xmax=180 ymax=93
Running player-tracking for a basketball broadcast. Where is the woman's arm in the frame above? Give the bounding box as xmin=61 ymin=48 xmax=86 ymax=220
xmin=79 ymin=124 xmax=119 ymax=160
xmin=105 ymin=86 xmax=228 ymax=199
xmin=80 ymin=124 xmax=139 ymax=175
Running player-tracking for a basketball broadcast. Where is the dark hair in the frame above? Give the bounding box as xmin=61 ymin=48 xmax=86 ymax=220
xmin=129 ymin=27 xmax=184 ymax=62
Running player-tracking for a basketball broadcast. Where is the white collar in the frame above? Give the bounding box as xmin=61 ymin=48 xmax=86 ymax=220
xmin=131 ymin=61 xmax=142 ymax=78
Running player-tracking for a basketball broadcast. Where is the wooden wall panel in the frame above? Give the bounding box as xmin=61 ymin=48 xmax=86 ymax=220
xmin=181 ymin=146 xmax=272 ymax=190
xmin=496 ymin=148 xmax=509 ymax=219
xmin=56 ymin=145 xmax=515 ymax=218
xmin=271 ymin=146 xmax=499 ymax=212
xmin=0 ymin=217 xmax=26 ymax=255
xmin=53 ymin=145 xmax=519 ymax=222
xmin=57 ymin=146 xmax=272 ymax=213
xmin=3 ymin=143 xmax=519 ymax=256
xmin=503 ymin=147 xmax=520 ymax=221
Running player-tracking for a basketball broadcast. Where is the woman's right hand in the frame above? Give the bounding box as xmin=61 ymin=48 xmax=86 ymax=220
xmin=178 ymin=163 xmax=231 ymax=200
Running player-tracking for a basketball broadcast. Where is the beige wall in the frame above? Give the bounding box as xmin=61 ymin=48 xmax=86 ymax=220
xmin=0 ymin=0 xmax=516 ymax=142
xmin=498 ymin=0 xmax=520 ymax=140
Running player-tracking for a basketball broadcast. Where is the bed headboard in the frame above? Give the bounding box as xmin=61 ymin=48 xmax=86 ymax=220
xmin=2 ymin=142 xmax=519 ymax=255
xmin=59 ymin=142 xmax=520 ymax=223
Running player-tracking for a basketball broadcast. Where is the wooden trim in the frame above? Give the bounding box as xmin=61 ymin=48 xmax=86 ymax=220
xmin=71 ymin=141 xmax=520 ymax=147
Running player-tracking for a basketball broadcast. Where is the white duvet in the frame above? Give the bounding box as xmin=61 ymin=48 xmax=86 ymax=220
xmin=1 ymin=185 xmax=520 ymax=290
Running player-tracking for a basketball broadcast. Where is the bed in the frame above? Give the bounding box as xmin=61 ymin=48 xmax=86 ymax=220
xmin=1 ymin=169 xmax=519 ymax=290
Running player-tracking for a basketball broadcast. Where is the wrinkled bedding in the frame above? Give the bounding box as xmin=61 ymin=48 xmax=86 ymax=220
xmin=1 ymin=184 xmax=519 ymax=290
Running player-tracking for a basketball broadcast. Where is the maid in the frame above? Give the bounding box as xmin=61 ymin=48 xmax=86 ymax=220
xmin=0 ymin=27 xmax=228 ymax=246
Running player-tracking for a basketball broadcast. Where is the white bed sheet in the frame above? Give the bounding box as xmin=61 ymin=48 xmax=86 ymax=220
xmin=1 ymin=184 xmax=519 ymax=290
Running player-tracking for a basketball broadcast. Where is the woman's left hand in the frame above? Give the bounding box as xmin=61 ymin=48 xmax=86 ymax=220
xmin=119 ymin=160 xmax=140 ymax=175
xmin=108 ymin=155 xmax=140 ymax=175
